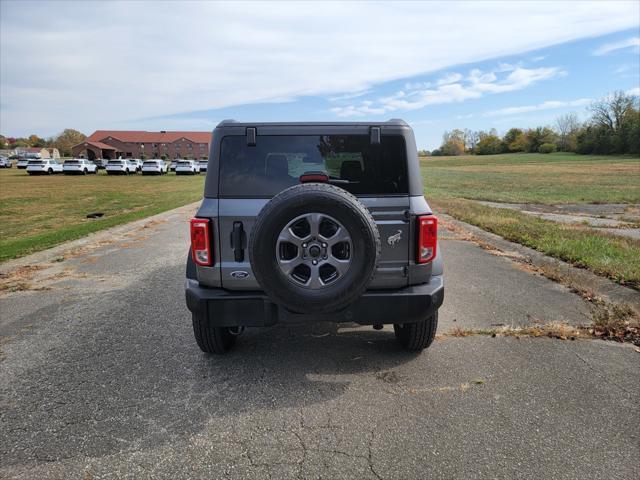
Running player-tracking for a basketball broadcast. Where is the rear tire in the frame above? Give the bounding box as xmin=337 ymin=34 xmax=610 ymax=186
xmin=83 ymin=169 xmax=87 ymax=175
xmin=192 ymin=314 xmax=237 ymax=354
xmin=394 ymin=311 xmax=438 ymax=351
xmin=48 ymin=168 xmax=53 ymax=175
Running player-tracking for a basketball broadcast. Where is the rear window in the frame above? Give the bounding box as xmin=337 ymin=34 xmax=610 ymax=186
xmin=219 ymin=135 xmax=408 ymax=197
xmin=108 ymin=160 xmax=123 ymax=164
xmin=143 ymin=161 xmax=156 ymax=166
xmin=65 ymin=160 xmax=79 ymax=164
xmin=28 ymin=160 xmax=43 ymax=165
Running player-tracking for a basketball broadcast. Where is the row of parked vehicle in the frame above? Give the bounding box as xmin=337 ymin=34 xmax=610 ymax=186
xmin=0 ymin=157 xmax=208 ymax=175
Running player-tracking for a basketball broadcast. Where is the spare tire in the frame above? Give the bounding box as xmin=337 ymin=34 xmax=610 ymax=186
xmin=250 ymin=183 xmax=380 ymax=314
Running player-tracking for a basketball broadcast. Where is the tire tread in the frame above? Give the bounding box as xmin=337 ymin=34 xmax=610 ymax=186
xmin=192 ymin=313 xmax=236 ymax=354
xmin=394 ymin=312 xmax=438 ymax=351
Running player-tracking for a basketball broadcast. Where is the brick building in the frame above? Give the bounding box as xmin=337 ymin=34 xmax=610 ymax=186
xmin=72 ymin=130 xmax=211 ymax=161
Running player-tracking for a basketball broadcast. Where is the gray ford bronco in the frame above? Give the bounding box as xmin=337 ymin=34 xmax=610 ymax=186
xmin=185 ymin=120 xmax=444 ymax=353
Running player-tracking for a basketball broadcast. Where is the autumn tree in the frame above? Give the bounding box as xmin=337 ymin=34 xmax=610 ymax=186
xmin=463 ymin=129 xmax=480 ymax=153
xmin=577 ymin=92 xmax=639 ymax=154
xmin=27 ymin=134 xmax=47 ymax=147
xmin=555 ymin=112 xmax=581 ymax=151
xmin=502 ymin=128 xmax=524 ymax=152
xmin=53 ymin=129 xmax=86 ymax=156
xmin=440 ymin=129 xmax=466 ymax=156
xmin=524 ymin=127 xmax=557 ymax=153
xmin=589 ymin=91 xmax=636 ymax=133
xmin=475 ymin=134 xmax=503 ymax=155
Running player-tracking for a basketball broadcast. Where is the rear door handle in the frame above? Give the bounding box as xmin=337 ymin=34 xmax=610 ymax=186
xmin=231 ymin=221 xmax=245 ymax=262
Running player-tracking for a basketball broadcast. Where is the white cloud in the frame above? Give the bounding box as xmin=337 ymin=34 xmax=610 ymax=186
xmin=627 ymin=87 xmax=640 ymax=96
xmin=1 ymin=0 xmax=639 ymax=135
xmin=332 ymin=66 xmax=565 ymax=116
xmin=483 ymin=98 xmax=592 ymax=117
xmin=593 ymin=36 xmax=640 ymax=55
xmin=328 ymin=90 xmax=372 ymax=102
xmin=436 ymin=73 xmax=464 ymax=86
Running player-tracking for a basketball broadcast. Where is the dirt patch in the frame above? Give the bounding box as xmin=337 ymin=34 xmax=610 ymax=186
xmin=62 ymin=238 xmax=117 ymax=260
xmin=0 ymin=265 xmax=48 ymax=292
xmin=141 ymin=219 xmax=167 ymax=229
xmin=441 ymin=307 xmax=639 ymax=345
xmin=375 ymin=371 xmax=402 ymax=384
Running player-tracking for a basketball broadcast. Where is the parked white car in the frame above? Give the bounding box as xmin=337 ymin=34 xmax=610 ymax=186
xmin=131 ymin=159 xmax=143 ymax=172
xmin=63 ymin=158 xmax=98 ymax=175
xmin=141 ymin=160 xmax=169 ymax=175
xmin=0 ymin=156 xmax=12 ymax=168
xmin=175 ymin=160 xmax=201 ymax=175
xmin=106 ymin=159 xmax=139 ymax=175
xmin=16 ymin=157 xmax=30 ymax=169
xmin=26 ymin=159 xmax=63 ymax=175
xmin=198 ymin=160 xmax=208 ymax=172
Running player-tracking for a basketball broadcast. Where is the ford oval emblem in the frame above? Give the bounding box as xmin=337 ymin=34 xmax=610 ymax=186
xmin=231 ymin=271 xmax=249 ymax=279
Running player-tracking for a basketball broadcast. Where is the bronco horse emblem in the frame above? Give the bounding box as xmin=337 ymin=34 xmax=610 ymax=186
xmin=387 ymin=229 xmax=402 ymax=247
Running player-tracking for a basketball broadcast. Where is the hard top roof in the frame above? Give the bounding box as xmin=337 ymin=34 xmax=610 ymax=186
xmin=216 ymin=119 xmax=409 ymax=128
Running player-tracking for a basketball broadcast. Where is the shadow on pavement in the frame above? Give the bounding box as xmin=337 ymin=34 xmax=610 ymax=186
xmin=1 ymin=263 xmax=417 ymax=466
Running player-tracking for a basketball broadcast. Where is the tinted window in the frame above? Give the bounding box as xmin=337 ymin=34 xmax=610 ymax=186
xmin=219 ymin=135 xmax=407 ymax=197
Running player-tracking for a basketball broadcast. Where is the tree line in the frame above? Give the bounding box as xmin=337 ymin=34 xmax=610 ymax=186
xmin=0 ymin=129 xmax=87 ymax=157
xmin=425 ymin=91 xmax=640 ymax=156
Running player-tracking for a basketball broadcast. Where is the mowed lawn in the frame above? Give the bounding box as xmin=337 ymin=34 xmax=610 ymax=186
xmin=421 ymin=153 xmax=640 ymax=288
xmin=422 ymin=152 xmax=640 ymax=204
xmin=0 ymin=169 xmax=204 ymax=261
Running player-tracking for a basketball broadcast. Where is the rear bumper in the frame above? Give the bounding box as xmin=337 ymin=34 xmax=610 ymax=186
xmin=185 ymin=275 xmax=444 ymax=327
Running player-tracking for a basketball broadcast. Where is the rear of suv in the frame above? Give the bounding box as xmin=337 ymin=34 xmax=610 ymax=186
xmin=185 ymin=120 xmax=444 ymax=353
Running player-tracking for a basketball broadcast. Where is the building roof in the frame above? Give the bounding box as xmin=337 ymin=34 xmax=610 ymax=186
xmin=85 ymin=141 xmax=117 ymax=150
xmin=86 ymin=130 xmax=211 ymax=144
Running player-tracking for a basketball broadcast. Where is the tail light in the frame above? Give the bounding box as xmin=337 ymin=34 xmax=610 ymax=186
xmin=417 ymin=215 xmax=438 ymax=264
xmin=190 ymin=218 xmax=212 ymax=266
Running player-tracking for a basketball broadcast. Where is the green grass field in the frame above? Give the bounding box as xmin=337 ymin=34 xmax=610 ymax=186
xmin=421 ymin=152 xmax=640 ymax=288
xmin=422 ymin=152 xmax=640 ymax=204
xmin=0 ymin=169 xmax=204 ymax=261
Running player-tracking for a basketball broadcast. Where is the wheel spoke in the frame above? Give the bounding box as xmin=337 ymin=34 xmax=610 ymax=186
xmin=278 ymin=227 xmax=304 ymax=248
xmin=306 ymin=266 xmax=324 ymax=288
xmin=280 ymin=258 xmax=303 ymax=275
xmin=326 ymin=226 xmax=351 ymax=246
xmin=325 ymin=257 xmax=350 ymax=276
xmin=307 ymin=213 xmax=323 ymax=237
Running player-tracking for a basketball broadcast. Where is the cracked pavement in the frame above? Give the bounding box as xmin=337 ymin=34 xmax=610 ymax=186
xmin=1 ymin=204 xmax=638 ymax=479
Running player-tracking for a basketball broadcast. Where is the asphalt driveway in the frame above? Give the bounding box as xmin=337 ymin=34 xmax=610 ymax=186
xmin=1 ymin=204 xmax=638 ymax=479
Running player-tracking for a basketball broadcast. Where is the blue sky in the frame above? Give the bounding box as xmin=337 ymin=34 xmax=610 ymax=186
xmin=1 ymin=1 xmax=639 ymax=149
